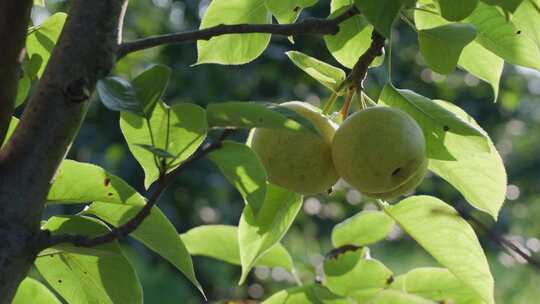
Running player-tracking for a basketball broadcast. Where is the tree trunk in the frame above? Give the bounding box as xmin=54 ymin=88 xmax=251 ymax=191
xmin=0 ymin=223 xmax=39 ymax=302
xmin=0 ymin=0 xmax=126 ymax=301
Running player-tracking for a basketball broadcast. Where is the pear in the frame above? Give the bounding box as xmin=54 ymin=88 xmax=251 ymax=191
xmin=332 ymin=107 xmax=427 ymax=199
xmin=248 ymin=101 xmax=339 ymax=194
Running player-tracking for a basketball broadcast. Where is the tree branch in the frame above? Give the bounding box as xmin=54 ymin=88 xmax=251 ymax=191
xmin=0 ymin=0 xmax=127 ymax=226
xmin=117 ymin=6 xmax=360 ymax=58
xmin=0 ymin=1 xmax=128 ymax=300
xmin=348 ymin=30 xmax=385 ymax=93
xmin=457 ymin=208 xmax=540 ymax=273
xmin=0 ymin=0 xmax=33 ymax=145
xmin=41 ymin=130 xmax=234 ymax=249
xmin=333 ymin=30 xmax=385 ymax=117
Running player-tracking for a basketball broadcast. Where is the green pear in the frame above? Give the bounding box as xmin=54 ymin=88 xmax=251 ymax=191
xmin=332 ymin=107 xmax=427 ymax=199
xmin=247 ymin=101 xmax=339 ymax=194
xmin=362 ymin=157 xmax=428 ymax=199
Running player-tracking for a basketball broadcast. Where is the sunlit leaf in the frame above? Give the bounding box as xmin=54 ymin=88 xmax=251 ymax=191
xmin=367 ymin=290 xmax=437 ymax=304
xmin=415 ymin=6 xmax=503 ymax=100
xmin=467 ymin=2 xmax=540 ymax=71
xmin=207 ymin=101 xmax=320 ymax=136
xmin=121 ymin=101 xmax=208 ymax=188
xmin=47 ymin=160 xmax=146 ymax=205
xmin=332 ymin=210 xmax=395 ymax=247
xmin=135 ymin=144 xmax=177 ymax=159
xmin=513 ymin=0 xmax=540 ymax=48
xmin=208 ymin=141 xmax=267 ymax=216
xmin=324 ymin=248 xmax=394 ymax=302
xmin=324 ymin=2 xmax=384 ymax=68
xmin=238 ymin=183 xmax=303 ymax=284
xmin=84 ymin=202 xmax=204 ymax=296
xmin=385 ymin=196 xmax=495 ymax=304
xmin=263 ymin=284 xmax=352 ymax=304
xmin=429 ymin=99 xmax=506 ymax=219
xmin=390 ymin=267 xmax=484 ymax=303
xmin=26 ymin=13 xmax=66 ymax=77
xmin=197 ymin=0 xmax=271 ymax=65
xmin=458 ymin=42 xmax=503 ymax=101
xmin=286 ymin=51 xmax=346 ymax=93
xmin=13 ymin=278 xmax=61 ymax=304
xmin=181 ymin=225 xmax=293 ymax=270
xmin=35 ymin=216 xmax=142 ymax=304
xmin=266 ymin=0 xmax=318 ymax=24
xmin=1 ymin=117 xmax=19 ymax=148
xmin=379 ymin=86 xmax=506 ymax=219
xmin=418 ymin=23 xmax=477 ymax=74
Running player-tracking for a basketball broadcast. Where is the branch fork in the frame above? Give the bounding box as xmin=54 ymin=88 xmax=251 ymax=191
xmin=40 ymin=130 xmax=232 ymax=251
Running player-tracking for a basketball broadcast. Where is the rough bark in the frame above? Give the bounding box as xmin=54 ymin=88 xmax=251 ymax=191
xmin=0 ymin=0 xmax=125 ymax=301
xmin=0 ymin=0 xmax=33 ymax=145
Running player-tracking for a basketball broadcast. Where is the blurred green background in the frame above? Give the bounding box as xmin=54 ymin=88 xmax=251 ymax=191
xmin=31 ymin=0 xmax=540 ymax=303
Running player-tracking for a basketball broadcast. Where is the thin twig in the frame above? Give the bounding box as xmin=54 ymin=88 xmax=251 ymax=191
xmin=457 ymin=208 xmax=540 ymax=273
xmin=117 ymin=6 xmax=360 ymax=58
xmin=41 ymin=130 xmax=232 ymax=249
xmin=335 ymin=30 xmax=385 ymax=116
xmin=340 ymin=88 xmax=355 ymax=119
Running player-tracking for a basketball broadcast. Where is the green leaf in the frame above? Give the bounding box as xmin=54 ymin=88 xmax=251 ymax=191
xmin=324 ymin=3 xmax=384 ymax=69
xmin=132 ymin=64 xmax=171 ymax=117
xmin=84 ymin=202 xmax=205 ymax=296
xmin=35 ymin=216 xmax=142 ymax=304
xmin=513 ymin=0 xmax=540 ymax=48
xmin=435 ymin=0 xmax=479 ymax=21
xmin=390 ymin=267 xmax=484 ymax=303
xmin=197 ymin=0 xmax=271 ymax=65
xmin=378 ymin=85 xmax=487 ymax=147
xmin=481 ymin=0 xmax=524 ymax=12
xmin=1 ymin=117 xmax=19 ymax=148
xmin=135 ymin=144 xmax=177 ymax=159
xmin=415 ymin=7 xmax=503 ymax=100
xmin=207 ymin=101 xmax=320 ymax=136
xmin=266 ymin=0 xmax=318 ymax=24
xmin=379 ymin=86 xmax=506 ymax=219
xmin=367 ymin=290 xmax=437 ymax=304
xmin=181 ymin=225 xmax=293 ymax=270
xmin=22 ymin=51 xmax=43 ymax=81
xmin=13 ymin=278 xmax=61 ymax=304
xmin=238 ymin=183 xmax=303 ymax=284
xmin=385 ymin=196 xmax=494 ymax=304
xmin=34 ymin=0 xmax=46 ymax=6
xmin=467 ymin=2 xmax=540 ymax=70
xmin=208 ymin=141 xmax=267 ymax=216
xmin=459 ymin=42 xmax=503 ymax=101
xmin=332 ymin=211 xmax=395 ymax=247
xmin=430 ymin=100 xmax=506 ymax=219
xmin=263 ymin=284 xmax=352 ymax=304
xmin=354 ymin=0 xmax=402 ymax=37
xmin=96 ymin=77 xmax=143 ymax=115
xmin=323 ymin=249 xmax=394 ymax=302
xmin=26 ymin=13 xmax=66 ymax=77
xmin=121 ymin=102 xmax=208 ymax=188
xmin=418 ymin=23 xmax=477 ymax=74
xmin=15 ymin=74 xmax=31 ymax=108
xmin=286 ymin=51 xmax=347 ymax=93
xmin=47 ymin=160 xmax=146 ymax=205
